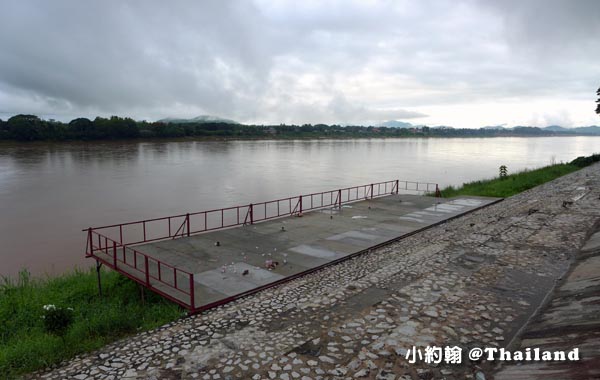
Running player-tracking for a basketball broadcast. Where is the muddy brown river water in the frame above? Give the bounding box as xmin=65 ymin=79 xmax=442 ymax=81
xmin=1 ymin=136 xmax=598 ymax=278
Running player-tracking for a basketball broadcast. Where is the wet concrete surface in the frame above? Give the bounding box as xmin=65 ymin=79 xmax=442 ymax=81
xmin=494 ymin=228 xmax=600 ymax=380
xmin=102 ymin=194 xmax=499 ymax=309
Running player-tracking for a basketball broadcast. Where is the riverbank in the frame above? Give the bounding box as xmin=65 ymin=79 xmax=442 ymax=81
xmin=2 ymin=133 xmax=597 ymax=146
xmin=0 ymin=270 xmax=182 ymax=378
xmin=26 ymin=159 xmax=600 ymax=379
xmin=441 ymin=154 xmax=600 ymax=198
xmin=3 ymin=114 xmax=598 ymax=142
xmin=1 ymin=154 xmax=598 ymax=378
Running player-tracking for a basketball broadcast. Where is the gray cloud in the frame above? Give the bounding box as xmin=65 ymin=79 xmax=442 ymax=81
xmin=0 ymin=1 xmax=274 ymax=116
xmin=0 ymin=0 xmax=598 ymax=126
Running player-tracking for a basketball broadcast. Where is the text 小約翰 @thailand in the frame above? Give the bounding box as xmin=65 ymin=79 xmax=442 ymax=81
xmin=404 ymin=345 xmax=580 ymax=364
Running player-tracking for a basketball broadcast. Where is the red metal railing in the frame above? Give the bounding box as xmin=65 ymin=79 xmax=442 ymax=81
xmin=85 ymin=229 xmax=195 ymax=309
xmin=84 ymin=179 xmax=439 ymax=310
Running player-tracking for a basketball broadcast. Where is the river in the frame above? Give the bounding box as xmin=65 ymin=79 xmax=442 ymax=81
xmin=1 ymin=136 xmax=598 ymax=278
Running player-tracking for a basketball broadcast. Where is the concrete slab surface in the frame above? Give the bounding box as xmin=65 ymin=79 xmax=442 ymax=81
xmin=122 ymin=194 xmax=500 ymax=309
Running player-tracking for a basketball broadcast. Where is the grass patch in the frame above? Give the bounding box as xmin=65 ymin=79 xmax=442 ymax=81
xmin=0 ymin=268 xmax=184 ymax=379
xmin=441 ymin=163 xmax=580 ymax=198
xmin=440 ymin=153 xmax=600 ymax=198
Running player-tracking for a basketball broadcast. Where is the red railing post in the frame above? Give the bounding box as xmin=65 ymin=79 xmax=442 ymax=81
xmin=113 ymin=241 xmax=117 ymax=268
xmin=338 ymin=189 xmax=342 ymax=209
xmin=299 ymin=196 xmax=303 ymax=215
xmin=395 ymin=180 xmax=399 ymax=194
xmin=186 ymin=213 xmax=190 ymax=236
xmin=435 ymin=184 xmax=442 ymax=198
xmin=87 ymin=227 xmax=93 ymax=256
xmin=249 ymin=203 xmax=254 ymax=224
xmin=189 ymin=273 xmax=195 ymax=310
xmin=370 ymin=183 xmax=374 ymax=199
xmin=144 ymin=256 xmax=150 ymax=286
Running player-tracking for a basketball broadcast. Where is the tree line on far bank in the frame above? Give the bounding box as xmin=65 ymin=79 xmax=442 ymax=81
xmin=0 ymin=115 xmax=260 ymax=141
xmin=0 ymin=114 xmax=595 ymax=142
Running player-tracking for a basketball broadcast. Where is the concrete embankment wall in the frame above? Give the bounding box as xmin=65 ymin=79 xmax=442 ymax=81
xmin=495 ymin=224 xmax=600 ymax=379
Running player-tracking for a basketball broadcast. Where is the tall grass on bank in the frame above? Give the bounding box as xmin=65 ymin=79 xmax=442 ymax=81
xmin=0 ymin=268 xmax=183 ymax=379
xmin=440 ymin=153 xmax=600 ymax=198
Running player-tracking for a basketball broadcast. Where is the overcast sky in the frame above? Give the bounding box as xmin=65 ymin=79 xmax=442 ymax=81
xmin=0 ymin=0 xmax=598 ymax=128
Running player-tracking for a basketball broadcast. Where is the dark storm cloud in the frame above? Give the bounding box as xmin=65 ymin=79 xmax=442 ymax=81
xmin=0 ymin=1 xmax=275 ymax=117
xmin=478 ymin=0 xmax=600 ymax=97
xmin=482 ymin=0 xmax=600 ymax=55
xmin=0 ymin=0 xmax=598 ymax=126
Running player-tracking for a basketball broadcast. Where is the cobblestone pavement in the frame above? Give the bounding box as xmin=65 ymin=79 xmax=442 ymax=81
xmin=32 ymin=164 xmax=600 ymax=380
xmin=494 ymin=226 xmax=600 ymax=379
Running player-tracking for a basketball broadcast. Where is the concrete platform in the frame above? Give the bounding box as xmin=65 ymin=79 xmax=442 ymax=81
xmin=105 ymin=194 xmax=501 ymax=310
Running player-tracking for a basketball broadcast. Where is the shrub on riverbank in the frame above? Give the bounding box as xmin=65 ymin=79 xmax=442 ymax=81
xmin=0 ymin=268 xmax=183 ymax=378
xmin=440 ymin=159 xmax=591 ymax=198
xmin=571 ymin=153 xmax=600 ymax=168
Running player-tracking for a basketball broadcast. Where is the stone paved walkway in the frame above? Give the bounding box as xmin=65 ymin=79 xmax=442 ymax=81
xmin=494 ymin=225 xmax=600 ymax=379
xmin=32 ymin=163 xmax=600 ymax=380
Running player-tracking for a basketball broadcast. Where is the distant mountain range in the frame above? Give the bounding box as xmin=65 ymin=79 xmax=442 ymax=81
xmin=482 ymin=125 xmax=506 ymax=130
xmin=544 ymin=125 xmax=568 ymax=132
xmin=513 ymin=125 xmax=600 ymax=135
xmin=550 ymin=125 xmax=600 ymax=134
xmin=158 ymin=115 xmax=239 ymax=124
xmin=158 ymin=116 xmax=600 ymax=135
xmin=378 ymin=120 xmax=600 ymax=135
xmin=377 ymin=120 xmax=414 ymax=128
